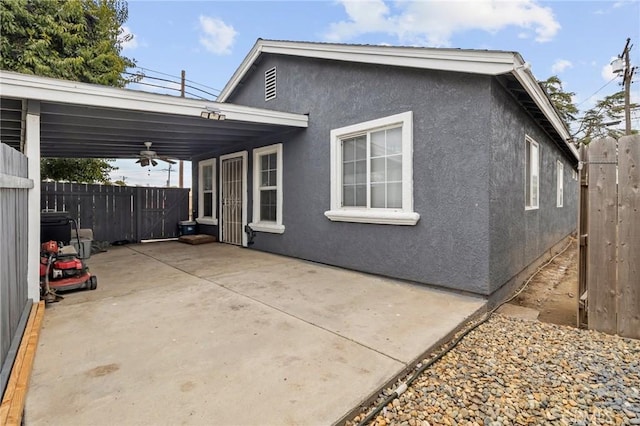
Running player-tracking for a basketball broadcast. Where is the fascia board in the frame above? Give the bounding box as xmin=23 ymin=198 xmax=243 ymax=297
xmin=217 ymin=103 xmax=308 ymax=127
xmin=218 ymin=40 xmax=264 ymax=102
xmin=0 ymin=70 xmax=307 ymax=128
xmin=261 ymin=42 xmax=516 ymax=73
xmin=511 ymin=65 xmax=579 ymax=160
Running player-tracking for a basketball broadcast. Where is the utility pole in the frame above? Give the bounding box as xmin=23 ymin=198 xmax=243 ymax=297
xmin=162 ymin=164 xmax=173 ymax=187
xmin=616 ymin=38 xmax=636 ymax=135
xmin=180 ymin=70 xmax=185 ymax=98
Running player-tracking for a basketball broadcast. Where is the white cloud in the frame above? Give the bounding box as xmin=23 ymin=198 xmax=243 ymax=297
xmin=120 ymin=26 xmax=139 ymax=50
xmin=198 ymin=16 xmax=237 ymax=55
xmin=551 ymin=59 xmax=573 ymax=74
xmin=325 ymin=0 xmax=560 ymax=47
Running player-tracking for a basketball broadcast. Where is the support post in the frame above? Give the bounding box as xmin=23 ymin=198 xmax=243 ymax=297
xmin=179 ymin=70 xmax=185 ymax=188
xmin=25 ymin=100 xmax=40 ymax=301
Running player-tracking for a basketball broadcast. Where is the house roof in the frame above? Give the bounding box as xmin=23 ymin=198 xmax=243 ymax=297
xmin=218 ymin=39 xmax=578 ymax=162
xmin=0 ymin=70 xmax=308 ymax=159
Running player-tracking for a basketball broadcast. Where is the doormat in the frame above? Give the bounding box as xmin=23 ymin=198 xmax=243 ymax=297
xmin=178 ymin=234 xmax=217 ymax=245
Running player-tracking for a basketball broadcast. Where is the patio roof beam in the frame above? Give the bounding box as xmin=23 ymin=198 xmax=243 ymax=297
xmin=39 ymin=129 xmax=268 ymax=142
xmin=38 ymin=114 xmax=282 ymax=133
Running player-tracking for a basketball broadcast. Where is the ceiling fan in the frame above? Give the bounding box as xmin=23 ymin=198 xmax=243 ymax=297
xmin=135 ymin=142 xmax=176 ymax=167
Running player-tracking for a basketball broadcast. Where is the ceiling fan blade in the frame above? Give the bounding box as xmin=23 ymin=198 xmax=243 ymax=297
xmin=159 ymin=157 xmax=177 ymax=164
xmin=151 ymin=159 xmax=158 ymax=167
xmin=138 ymin=158 xmax=150 ymax=167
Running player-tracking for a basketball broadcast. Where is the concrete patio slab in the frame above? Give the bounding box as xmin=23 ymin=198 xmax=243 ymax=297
xmin=26 ymin=242 xmax=485 ymax=425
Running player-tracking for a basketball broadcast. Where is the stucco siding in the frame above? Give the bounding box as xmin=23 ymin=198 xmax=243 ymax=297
xmin=488 ymin=80 xmax=578 ymax=293
xmin=214 ymin=54 xmax=494 ymax=294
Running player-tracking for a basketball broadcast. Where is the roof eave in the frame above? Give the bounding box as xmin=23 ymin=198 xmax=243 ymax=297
xmin=217 ymin=40 xmax=577 ymax=162
xmin=217 ymin=39 xmax=517 ymax=102
xmin=509 ymin=61 xmax=579 ymax=161
xmin=0 ymin=70 xmax=308 ymax=128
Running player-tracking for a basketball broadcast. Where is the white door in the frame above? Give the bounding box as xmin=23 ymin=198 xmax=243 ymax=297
xmin=220 ymin=152 xmax=247 ymax=246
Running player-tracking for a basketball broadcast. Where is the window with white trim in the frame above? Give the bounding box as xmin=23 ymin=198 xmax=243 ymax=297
xmin=249 ymin=143 xmax=284 ymax=233
xmin=525 ymin=136 xmax=539 ymax=210
xmin=557 ymin=160 xmax=564 ymax=207
xmin=197 ymin=159 xmax=217 ymax=225
xmin=325 ymin=111 xmax=420 ymax=225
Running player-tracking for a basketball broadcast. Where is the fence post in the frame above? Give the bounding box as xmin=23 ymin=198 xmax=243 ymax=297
xmin=586 ymin=137 xmax=618 ymax=334
xmin=577 ymin=144 xmax=589 ymax=329
xmin=134 ymin=187 xmax=143 ymax=242
xmin=617 ymin=135 xmax=640 ymax=339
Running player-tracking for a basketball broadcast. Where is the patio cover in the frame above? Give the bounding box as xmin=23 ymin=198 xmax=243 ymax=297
xmin=0 ymin=71 xmax=308 ymax=159
xmin=0 ymin=70 xmax=308 ymax=303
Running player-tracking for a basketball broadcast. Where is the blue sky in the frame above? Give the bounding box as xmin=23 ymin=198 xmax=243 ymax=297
xmin=112 ymin=0 xmax=640 ymax=187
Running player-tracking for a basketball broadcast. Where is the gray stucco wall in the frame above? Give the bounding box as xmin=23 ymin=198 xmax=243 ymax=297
xmin=201 ymin=54 xmax=494 ymax=295
xmin=488 ymin=81 xmax=578 ymax=292
xmin=193 ymin=53 xmax=576 ymax=296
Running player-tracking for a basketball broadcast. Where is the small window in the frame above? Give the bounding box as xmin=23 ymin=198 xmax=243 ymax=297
xmin=525 ymin=136 xmax=539 ymax=210
xmin=197 ymin=159 xmax=217 ymax=225
xmin=265 ymin=67 xmax=276 ymax=101
xmin=325 ymin=111 xmax=420 ymax=225
xmin=557 ymin=160 xmax=564 ymax=208
xmin=249 ymin=143 xmax=284 ymax=233
xmin=572 ymin=169 xmax=578 ymax=180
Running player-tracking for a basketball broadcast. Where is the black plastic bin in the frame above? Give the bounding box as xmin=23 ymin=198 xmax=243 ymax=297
xmin=41 ymin=211 xmax=71 ymax=244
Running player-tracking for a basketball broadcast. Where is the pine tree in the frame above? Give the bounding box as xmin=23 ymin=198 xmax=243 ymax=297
xmin=0 ymin=0 xmax=135 ymax=87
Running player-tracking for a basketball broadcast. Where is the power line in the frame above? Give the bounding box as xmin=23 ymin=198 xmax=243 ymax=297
xmin=124 ymin=73 xmax=214 ymax=100
xmin=575 ymin=75 xmax=619 ymax=108
xmin=132 ymin=66 xmax=222 ymax=93
xmin=124 ymin=72 xmax=219 ymax=99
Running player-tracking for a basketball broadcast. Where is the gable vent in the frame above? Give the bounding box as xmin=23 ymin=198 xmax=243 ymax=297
xmin=265 ymin=67 xmax=276 ymax=101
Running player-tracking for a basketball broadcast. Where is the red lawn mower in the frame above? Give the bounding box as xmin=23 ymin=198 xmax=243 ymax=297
xmin=40 ymin=213 xmax=97 ymax=303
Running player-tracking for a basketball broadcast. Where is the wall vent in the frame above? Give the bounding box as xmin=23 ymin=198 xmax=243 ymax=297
xmin=265 ymin=67 xmax=276 ymax=101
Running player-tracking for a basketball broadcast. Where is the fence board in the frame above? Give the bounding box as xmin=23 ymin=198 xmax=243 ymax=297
xmin=617 ymin=135 xmax=640 ymax=339
xmin=41 ymin=182 xmax=188 ymax=242
xmin=586 ymin=137 xmax=618 ymax=334
xmin=0 ymin=143 xmax=30 ymax=398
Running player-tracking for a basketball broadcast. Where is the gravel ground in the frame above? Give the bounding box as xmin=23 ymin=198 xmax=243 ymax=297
xmin=347 ymin=314 xmax=640 ymax=426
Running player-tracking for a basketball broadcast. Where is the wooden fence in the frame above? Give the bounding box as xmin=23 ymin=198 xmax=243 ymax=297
xmin=41 ymin=182 xmax=190 ymax=243
xmin=0 ymin=144 xmax=32 ymax=398
xmin=578 ymin=135 xmax=640 ymax=339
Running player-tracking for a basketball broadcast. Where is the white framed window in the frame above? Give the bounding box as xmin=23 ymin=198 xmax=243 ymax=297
xmin=249 ymin=143 xmax=284 ymax=233
xmin=557 ymin=160 xmax=564 ymax=208
xmin=324 ymin=111 xmax=420 ymax=225
xmin=525 ymin=136 xmax=539 ymax=210
xmin=572 ymin=169 xmax=578 ymax=180
xmin=197 ymin=159 xmax=217 ymax=225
